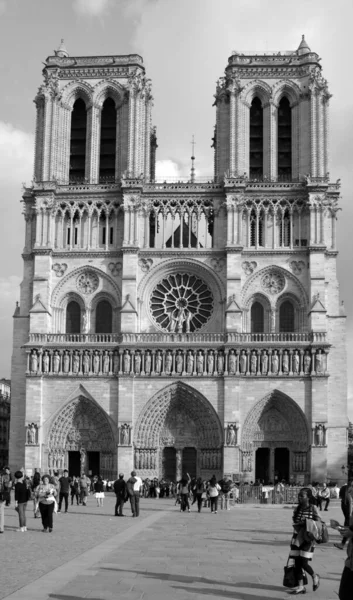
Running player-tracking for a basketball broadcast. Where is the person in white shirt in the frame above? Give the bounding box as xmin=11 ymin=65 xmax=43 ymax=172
xmin=317 ymin=482 xmax=331 ymax=511
xmin=127 ymin=471 xmax=143 ymax=517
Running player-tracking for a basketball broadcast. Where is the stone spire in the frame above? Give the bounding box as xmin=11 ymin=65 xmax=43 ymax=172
xmin=190 ymin=135 xmax=196 ymax=183
xmin=297 ymin=34 xmax=311 ymax=56
xmin=55 ymin=39 xmax=69 ymax=58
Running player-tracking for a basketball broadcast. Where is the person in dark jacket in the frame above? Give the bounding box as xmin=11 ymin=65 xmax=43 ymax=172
xmin=94 ymin=475 xmax=105 ymax=507
xmin=335 ymin=480 xmax=353 ymax=550
xmin=58 ymin=470 xmax=70 ymax=513
xmin=113 ymin=473 xmax=127 ymax=516
xmin=14 ymin=470 xmax=29 ymax=532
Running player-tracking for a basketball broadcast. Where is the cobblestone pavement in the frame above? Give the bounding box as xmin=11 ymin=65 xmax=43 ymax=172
xmin=0 ymin=495 xmax=346 ymax=600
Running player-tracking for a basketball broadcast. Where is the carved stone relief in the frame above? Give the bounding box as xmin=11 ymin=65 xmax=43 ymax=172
xmin=242 ymin=261 xmax=257 ymax=276
xmin=119 ymin=423 xmax=132 ymax=446
xmin=26 ymin=422 xmax=38 ymax=445
xmin=138 ymin=258 xmax=153 ymax=272
xmin=52 ymin=263 xmax=68 ymax=277
xmin=261 ymin=271 xmax=285 ymax=295
xmin=108 ymin=262 xmax=122 ymax=276
xmin=76 ymin=271 xmax=99 ymax=294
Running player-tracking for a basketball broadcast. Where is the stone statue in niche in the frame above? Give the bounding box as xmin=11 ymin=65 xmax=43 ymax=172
xmin=282 ymin=350 xmax=289 ymax=374
xmin=145 ymin=351 xmax=151 ymax=374
xmin=63 ymin=351 xmax=70 ymax=373
xmin=53 ymin=351 xmax=60 ymax=373
xmin=81 ymin=311 xmax=88 ymax=334
xmin=271 ymin=350 xmax=279 ymax=374
xmin=304 ymin=351 xmax=311 ymax=374
xmin=165 ymin=351 xmax=172 ymax=374
xmin=250 ymin=351 xmax=257 ymax=374
xmin=226 ymin=424 xmax=237 ymax=446
xmin=103 ymin=351 xmax=110 ymax=374
xmin=42 ymin=351 xmax=49 ymax=374
xmin=169 ymin=311 xmax=178 ymax=332
xmin=26 ymin=423 xmax=37 ymax=445
xmin=261 ymin=351 xmax=268 ymax=375
xmin=185 ymin=310 xmax=192 ymax=333
xmin=31 ymin=350 xmax=38 ymax=373
xmin=176 ymin=351 xmax=183 ymax=374
xmin=207 ymin=351 xmax=214 ymax=374
xmin=113 ymin=352 xmax=119 ymax=374
xmin=315 ymin=349 xmax=324 ymax=374
xmin=80 ymin=447 xmax=86 ymax=473
xmin=177 ymin=308 xmax=186 ymax=333
xmin=73 ymin=352 xmax=80 ymax=374
xmin=315 ymin=424 xmax=325 ymax=446
xmin=228 ymin=350 xmax=236 ymax=374
xmin=217 ymin=352 xmax=224 ymax=373
xmin=186 ymin=350 xmax=194 ymax=374
xmin=239 ymin=350 xmax=247 ymax=374
xmin=196 ymin=350 xmax=204 ymax=374
xmin=120 ymin=424 xmax=130 ymax=445
xmin=123 ymin=350 xmax=131 ymax=374
xmin=134 ymin=352 xmax=141 ymax=374
xmin=293 ymin=350 xmax=299 ymax=374
xmin=155 ymin=351 xmax=162 ymax=373
xmin=93 ymin=351 xmax=100 ymax=374
xmin=83 ymin=351 xmax=90 ymax=374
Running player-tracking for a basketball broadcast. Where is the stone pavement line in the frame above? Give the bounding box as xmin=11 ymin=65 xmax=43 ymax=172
xmin=2 ymin=510 xmax=168 ymax=600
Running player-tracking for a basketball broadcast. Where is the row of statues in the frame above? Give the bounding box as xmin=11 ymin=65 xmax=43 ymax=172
xmin=293 ymin=453 xmax=307 ymax=472
xmin=134 ymin=448 xmax=157 ymax=470
xmin=28 ymin=347 xmax=327 ymax=376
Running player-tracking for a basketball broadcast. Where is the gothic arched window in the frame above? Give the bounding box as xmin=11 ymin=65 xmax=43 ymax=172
xmin=99 ymin=98 xmax=117 ymax=182
xmin=250 ymin=97 xmax=263 ymax=179
xmin=251 ymin=302 xmax=264 ymax=333
xmin=250 ymin=209 xmax=264 ymax=247
xmin=279 ymin=300 xmax=295 ymax=332
xmin=95 ymin=300 xmax=112 ymax=333
xmin=69 ymin=99 xmax=87 ymax=183
xmin=66 ymin=301 xmax=81 ymax=334
xmin=278 ymin=97 xmax=292 ymax=181
xmin=279 ymin=209 xmax=291 ymax=247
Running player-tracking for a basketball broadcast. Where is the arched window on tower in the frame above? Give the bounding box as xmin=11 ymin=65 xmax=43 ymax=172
xmin=249 ymin=209 xmax=264 ymax=247
xmin=279 ymin=209 xmax=291 ymax=247
xmin=69 ymin=99 xmax=87 ymax=183
xmin=251 ymin=302 xmax=264 ymax=333
xmin=99 ymin=98 xmax=117 ymax=183
xmin=66 ymin=301 xmax=81 ymax=333
xmin=278 ymin=97 xmax=292 ymax=181
xmin=279 ymin=300 xmax=295 ymax=332
xmin=95 ymin=300 xmax=113 ymax=333
xmin=250 ymin=97 xmax=263 ymax=179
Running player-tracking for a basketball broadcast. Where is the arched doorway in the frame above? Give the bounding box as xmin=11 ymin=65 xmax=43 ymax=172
xmin=241 ymin=391 xmax=309 ymax=484
xmin=47 ymin=395 xmax=116 ymax=479
xmin=134 ymin=382 xmax=223 ymax=481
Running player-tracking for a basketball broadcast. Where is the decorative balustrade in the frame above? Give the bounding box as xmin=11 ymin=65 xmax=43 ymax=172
xmin=27 ymin=331 xmax=327 ymax=345
xmin=26 ymin=345 xmax=328 ymax=378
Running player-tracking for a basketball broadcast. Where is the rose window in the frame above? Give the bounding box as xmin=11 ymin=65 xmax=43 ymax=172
xmin=76 ymin=271 xmax=99 ymax=295
xmin=261 ymin=271 xmax=285 ymax=295
xmin=150 ymin=273 xmax=214 ymax=332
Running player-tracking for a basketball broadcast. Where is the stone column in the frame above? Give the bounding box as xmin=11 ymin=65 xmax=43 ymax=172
xmin=269 ymin=447 xmax=275 ymax=484
xmin=176 ymin=449 xmax=183 ymax=481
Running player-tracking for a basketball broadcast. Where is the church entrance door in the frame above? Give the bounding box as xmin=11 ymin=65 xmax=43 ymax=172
xmin=68 ymin=451 xmax=80 ymax=477
xmin=162 ymin=447 xmax=176 ymax=480
xmin=274 ymin=448 xmax=289 ymax=482
xmin=88 ymin=451 xmax=100 ymax=477
xmin=255 ymin=448 xmax=270 ymax=483
xmin=182 ymin=447 xmax=197 ymax=479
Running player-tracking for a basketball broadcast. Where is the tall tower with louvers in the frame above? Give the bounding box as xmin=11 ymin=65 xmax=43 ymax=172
xmin=10 ymin=38 xmax=348 ymax=485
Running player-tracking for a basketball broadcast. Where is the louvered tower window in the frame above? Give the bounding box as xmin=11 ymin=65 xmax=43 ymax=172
xmin=278 ymin=97 xmax=292 ymax=181
xmin=99 ymin=98 xmax=117 ymax=182
xmin=69 ymin=99 xmax=87 ymax=183
xmin=249 ymin=97 xmax=263 ymax=179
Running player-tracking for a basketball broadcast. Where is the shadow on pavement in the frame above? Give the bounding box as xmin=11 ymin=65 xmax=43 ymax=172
xmin=171 ymin=584 xmax=282 ymax=599
xmin=49 ymin=596 xmax=102 ymax=600
xmin=207 ymin=537 xmax=288 ymax=546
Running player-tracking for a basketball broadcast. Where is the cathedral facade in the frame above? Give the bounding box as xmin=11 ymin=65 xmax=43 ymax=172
xmin=9 ymin=38 xmax=348 ymax=484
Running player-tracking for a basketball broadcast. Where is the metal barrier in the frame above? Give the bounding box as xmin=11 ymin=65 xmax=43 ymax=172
xmin=237 ymin=485 xmax=303 ymax=505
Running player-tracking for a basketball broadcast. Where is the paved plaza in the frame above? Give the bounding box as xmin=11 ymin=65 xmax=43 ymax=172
xmin=0 ymin=495 xmax=346 ymax=600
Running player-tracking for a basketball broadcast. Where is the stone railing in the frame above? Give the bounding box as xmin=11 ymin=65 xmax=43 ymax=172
xmin=27 ymin=331 xmax=327 ymax=346
xmin=26 ymin=346 xmax=328 ymax=378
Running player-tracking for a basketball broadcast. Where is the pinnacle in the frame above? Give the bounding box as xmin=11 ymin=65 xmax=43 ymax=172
xmin=55 ymin=38 xmax=69 ymax=58
xmin=297 ymin=34 xmax=311 ymax=55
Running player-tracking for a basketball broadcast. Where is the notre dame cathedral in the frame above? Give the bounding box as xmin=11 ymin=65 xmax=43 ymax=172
xmin=9 ymin=37 xmax=348 ymax=485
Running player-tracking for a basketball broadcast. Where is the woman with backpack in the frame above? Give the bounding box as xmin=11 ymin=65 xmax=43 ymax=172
xmin=288 ymin=487 xmax=321 ymax=594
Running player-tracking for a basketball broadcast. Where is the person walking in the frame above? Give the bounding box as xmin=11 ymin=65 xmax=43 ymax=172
xmin=338 ymin=512 xmax=353 ymax=599
xmin=177 ymin=473 xmax=191 ymax=512
xmin=0 ymin=470 xmax=6 ymax=533
xmin=316 ymin=482 xmax=330 ymax=511
xmin=58 ymin=469 xmax=70 ymax=513
xmin=335 ymin=481 xmax=353 ymax=551
xmin=32 ymin=469 xmax=41 ymax=517
xmin=113 ymin=473 xmax=127 ymax=516
xmin=288 ymin=487 xmax=321 ymax=594
xmin=35 ymin=475 xmax=57 ymax=533
xmin=79 ymin=473 xmax=89 ymax=506
xmin=207 ymin=476 xmax=221 ymax=514
xmin=127 ymin=471 xmax=143 ymax=517
xmin=70 ymin=476 xmax=80 ymax=505
xmin=94 ymin=475 xmax=105 ymax=507
xmin=193 ymin=477 xmax=206 ymax=513
xmin=14 ymin=470 xmax=30 ymax=532
xmin=2 ymin=466 xmax=13 ymax=506
xmin=219 ymin=475 xmax=232 ymax=510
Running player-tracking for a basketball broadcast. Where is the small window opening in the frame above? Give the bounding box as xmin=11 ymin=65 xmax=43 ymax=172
xmin=110 ymin=227 xmax=114 ymax=245
xmin=251 ymin=302 xmax=264 ymax=333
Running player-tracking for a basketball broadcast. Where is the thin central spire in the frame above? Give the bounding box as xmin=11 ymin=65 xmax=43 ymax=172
xmin=190 ymin=135 xmax=196 ymax=183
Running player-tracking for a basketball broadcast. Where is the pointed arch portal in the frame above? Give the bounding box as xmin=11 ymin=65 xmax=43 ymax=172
xmin=47 ymin=395 xmax=116 ymax=478
xmin=134 ymin=382 xmax=223 ymax=480
xmin=241 ymin=391 xmax=310 ymax=484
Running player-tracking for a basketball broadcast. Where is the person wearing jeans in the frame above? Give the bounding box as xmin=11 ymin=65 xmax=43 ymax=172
xmin=58 ymin=469 xmax=70 ymax=513
xmin=207 ymin=476 xmax=221 ymax=514
xmin=14 ymin=470 xmax=29 ymax=532
xmin=127 ymin=471 xmax=142 ymax=517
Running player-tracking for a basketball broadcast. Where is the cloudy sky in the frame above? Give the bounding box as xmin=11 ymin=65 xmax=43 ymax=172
xmin=0 ymin=0 xmax=352 ymax=414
